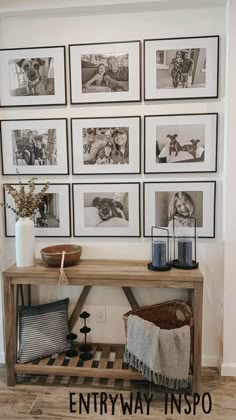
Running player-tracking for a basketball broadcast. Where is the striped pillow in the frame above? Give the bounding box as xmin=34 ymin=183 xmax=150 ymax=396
xmin=18 ymin=298 xmax=70 ymax=363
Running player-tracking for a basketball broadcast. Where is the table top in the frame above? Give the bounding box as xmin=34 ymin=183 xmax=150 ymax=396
xmin=3 ymin=259 xmax=203 ymax=288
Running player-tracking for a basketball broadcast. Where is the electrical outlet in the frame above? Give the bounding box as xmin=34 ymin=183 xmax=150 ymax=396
xmin=94 ymin=308 xmax=106 ymax=323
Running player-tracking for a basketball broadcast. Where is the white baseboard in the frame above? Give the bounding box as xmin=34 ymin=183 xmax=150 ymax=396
xmin=0 ymin=352 xmax=5 ymax=364
xmin=221 ymin=362 xmax=236 ymax=376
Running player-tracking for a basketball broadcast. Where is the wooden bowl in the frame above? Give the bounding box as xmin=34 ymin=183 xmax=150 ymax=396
xmin=40 ymin=244 xmax=83 ymax=267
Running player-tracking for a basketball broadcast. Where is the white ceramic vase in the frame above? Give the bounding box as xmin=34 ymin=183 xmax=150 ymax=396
xmin=15 ymin=217 xmax=35 ymax=267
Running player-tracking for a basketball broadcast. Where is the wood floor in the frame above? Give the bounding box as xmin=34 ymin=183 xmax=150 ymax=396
xmin=0 ymin=366 xmax=235 ymax=419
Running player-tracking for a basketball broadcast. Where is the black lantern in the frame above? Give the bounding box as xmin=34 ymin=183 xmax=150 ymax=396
xmin=171 ymin=216 xmax=199 ymax=269
xmin=147 ymin=226 xmax=171 ymax=271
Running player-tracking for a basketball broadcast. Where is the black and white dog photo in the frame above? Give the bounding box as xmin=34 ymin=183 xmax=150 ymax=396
xmin=84 ymin=192 xmax=129 ymax=228
xmin=9 ymin=57 xmax=55 ymax=96
xmin=156 ymin=123 xmax=205 ymax=164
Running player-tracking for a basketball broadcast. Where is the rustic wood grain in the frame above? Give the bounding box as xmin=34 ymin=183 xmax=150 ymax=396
xmin=113 ymin=346 xmax=125 ymax=370
xmin=122 ymin=287 xmax=139 ymax=310
xmin=3 ymin=275 xmax=17 ymax=386
xmin=192 ymin=282 xmax=203 ymax=393
xmin=3 ymin=258 xmax=204 ymax=393
xmin=4 ymin=259 xmax=203 ymax=285
xmin=15 ymin=363 xmax=144 ymax=380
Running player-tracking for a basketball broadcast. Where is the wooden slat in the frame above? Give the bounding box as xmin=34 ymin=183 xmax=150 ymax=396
xmin=122 ymin=287 xmax=139 ymax=310
xmin=113 ymin=346 xmax=124 ymax=370
xmin=82 ymin=344 xmax=97 ymax=368
xmin=67 ymin=355 xmax=80 ymax=368
xmin=38 ymin=356 xmax=51 ymax=366
xmin=98 ymin=345 xmax=110 ymax=369
xmin=53 ymin=353 xmax=66 ymax=366
xmin=15 ymin=363 xmax=144 ymax=380
xmin=69 ymin=286 xmax=91 ymax=330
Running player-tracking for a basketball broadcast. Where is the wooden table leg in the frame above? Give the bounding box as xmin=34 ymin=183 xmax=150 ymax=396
xmin=122 ymin=287 xmax=139 ymax=310
xmin=192 ymin=283 xmax=203 ymax=393
xmin=27 ymin=285 xmax=31 ymax=306
xmin=69 ymin=286 xmax=91 ymax=331
xmin=3 ymin=275 xmax=17 ymax=386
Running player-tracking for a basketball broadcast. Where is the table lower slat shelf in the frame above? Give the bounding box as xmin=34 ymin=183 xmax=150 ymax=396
xmin=15 ymin=343 xmax=144 ymax=381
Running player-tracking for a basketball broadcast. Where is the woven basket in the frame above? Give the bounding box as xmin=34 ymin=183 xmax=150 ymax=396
xmin=123 ymin=299 xmax=193 ymax=338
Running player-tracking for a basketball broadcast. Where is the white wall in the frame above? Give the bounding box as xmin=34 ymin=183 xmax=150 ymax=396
xmin=221 ymin=0 xmax=236 ymax=376
xmin=0 ymin=6 xmax=225 ymax=366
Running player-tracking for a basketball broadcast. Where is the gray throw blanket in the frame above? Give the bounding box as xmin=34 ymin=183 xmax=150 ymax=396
xmin=124 ymin=315 xmax=190 ymax=390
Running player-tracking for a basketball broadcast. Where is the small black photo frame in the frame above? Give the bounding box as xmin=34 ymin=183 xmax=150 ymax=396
xmin=4 ymin=183 xmax=71 ymax=237
xmin=69 ymin=40 xmax=141 ymax=105
xmin=144 ymin=35 xmax=219 ymax=101
xmin=72 ymin=182 xmax=141 ymax=237
xmin=0 ymin=45 xmax=67 ymax=107
xmin=144 ymin=113 xmax=218 ymax=174
xmin=71 ymin=116 xmax=141 ymax=175
xmin=143 ymin=181 xmax=216 ymax=239
xmin=1 ymin=118 xmax=69 ymax=175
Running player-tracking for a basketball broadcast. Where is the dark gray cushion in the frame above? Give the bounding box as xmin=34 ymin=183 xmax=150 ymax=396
xmin=18 ymin=298 xmax=70 ymax=363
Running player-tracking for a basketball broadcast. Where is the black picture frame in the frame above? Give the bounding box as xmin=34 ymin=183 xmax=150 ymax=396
xmin=144 ymin=35 xmax=219 ymax=101
xmin=72 ymin=182 xmax=141 ymax=237
xmin=144 ymin=113 xmax=218 ymax=174
xmin=0 ymin=118 xmax=69 ymax=176
xmin=0 ymin=45 xmax=67 ymax=107
xmin=143 ymin=181 xmax=216 ymax=239
xmin=71 ymin=116 xmax=141 ymax=175
xmin=4 ymin=183 xmax=71 ymax=238
xmin=69 ymin=40 xmax=141 ymax=105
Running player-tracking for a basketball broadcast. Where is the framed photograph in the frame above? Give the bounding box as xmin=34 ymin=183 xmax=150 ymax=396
xmin=71 ymin=116 xmax=141 ymax=175
xmin=4 ymin=183 xmax=71 ymax=237
xmin=144 ymin=36 xmax=219 ymax=100
xmin=144 ymin=113 xmax=218 ymax=174
xmin=1 ymin=119 xmax=69 ymax=175
xmin=69 ymin=41 xmax=141 ymax=104
xmin=0 ymin=46 xmax=66 ymax=107
xmin=73 ymin=183 xmax=140 ymax=237
xmin=144 ymin=181 xmax=216 ymax=238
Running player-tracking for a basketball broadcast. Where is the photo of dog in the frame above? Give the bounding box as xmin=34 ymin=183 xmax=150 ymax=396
xmin=92 ymin=197 xmax=127 ymax=222
xmin=181 ymin=139 xmax=200 ymax=159
xmin=145 ymin=114 xmax=218 ymax=174
xmin=9 ymin=57 xmax=55 ymax=96
xmin=156 ymin=124 xmax=205 ymax=164
xmin=84 ymin=192 xmax=129 ymax=228
xmin=167 ymin=134 xmax=182 ymax=157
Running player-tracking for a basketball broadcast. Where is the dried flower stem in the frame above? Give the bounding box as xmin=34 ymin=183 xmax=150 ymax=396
xmin=0 ymin=174 xmax=49 ymax=218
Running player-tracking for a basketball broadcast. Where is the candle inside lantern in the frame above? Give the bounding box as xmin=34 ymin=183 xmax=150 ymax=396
xmin=152 ymin=240 xmax=167 ymax=268
xmin=178 ymin=239 xmax=192 ymax=266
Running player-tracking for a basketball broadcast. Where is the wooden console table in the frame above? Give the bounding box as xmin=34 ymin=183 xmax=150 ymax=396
xmin=3 ymin=259 xmax=203 ymax=391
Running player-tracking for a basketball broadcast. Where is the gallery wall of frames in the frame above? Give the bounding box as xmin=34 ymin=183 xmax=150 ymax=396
xmin=0 ymin=36 xmax=219 ymax=239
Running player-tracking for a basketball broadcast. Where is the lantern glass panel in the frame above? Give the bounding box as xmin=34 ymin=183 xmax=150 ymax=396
xmin=151 ymin=226 xmax=170 ymax=269
xmin=172 ymin=217 xmax=198 ymax=269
